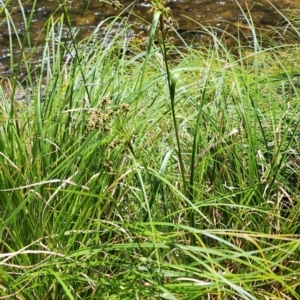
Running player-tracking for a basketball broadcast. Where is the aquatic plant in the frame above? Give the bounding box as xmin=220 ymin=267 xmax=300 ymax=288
xmin=0 ymin=1 xmax=299 ymax=299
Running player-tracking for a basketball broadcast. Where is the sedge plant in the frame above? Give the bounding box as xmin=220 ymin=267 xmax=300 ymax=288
xmin=0 ymin=0 xmax=299 ymax=299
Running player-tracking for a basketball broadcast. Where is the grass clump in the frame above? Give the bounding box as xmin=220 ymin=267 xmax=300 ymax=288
xmin=0 ymin=1 xmax=300 ymax=299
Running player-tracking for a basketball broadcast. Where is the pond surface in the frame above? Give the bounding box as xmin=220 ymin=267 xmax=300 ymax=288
xmin=0 ymin=0 xmax=299 ymax=76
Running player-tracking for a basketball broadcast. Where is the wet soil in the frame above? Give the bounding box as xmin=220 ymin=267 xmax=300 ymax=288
xmin=0 ymin=0 xmax=299 ymax=76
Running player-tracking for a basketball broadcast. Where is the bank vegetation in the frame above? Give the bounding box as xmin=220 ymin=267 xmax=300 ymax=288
xmin=0 ymin=0 xmax=299 ymax=299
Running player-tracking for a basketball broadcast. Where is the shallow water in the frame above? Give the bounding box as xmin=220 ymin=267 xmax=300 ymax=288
xmin=0 ymin=0 xmax=299 ymax=76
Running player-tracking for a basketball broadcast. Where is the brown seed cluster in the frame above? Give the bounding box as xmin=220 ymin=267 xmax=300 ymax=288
xmin=130 ymin=1 xmax=179 ymax=49
xmin=87 ymin=96 xmax=130 ymax=133
xmin=119 ymin=103 xmax=130 ymax=112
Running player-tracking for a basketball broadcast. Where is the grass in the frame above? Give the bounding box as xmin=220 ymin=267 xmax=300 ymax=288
xmin=0 ymin=0 xmax=300 ymax=299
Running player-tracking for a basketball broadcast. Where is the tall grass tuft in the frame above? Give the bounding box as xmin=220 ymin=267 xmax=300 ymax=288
xmin=0 ymin=0 xmax=299 ymax=299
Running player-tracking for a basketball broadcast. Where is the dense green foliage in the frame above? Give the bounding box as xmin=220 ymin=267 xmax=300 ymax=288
xmin=0 ymin=0 xmax=299 ymax=299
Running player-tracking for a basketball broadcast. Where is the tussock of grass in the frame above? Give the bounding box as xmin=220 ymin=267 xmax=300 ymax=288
xmin=0 ymin=1 xmax=300 ymax=299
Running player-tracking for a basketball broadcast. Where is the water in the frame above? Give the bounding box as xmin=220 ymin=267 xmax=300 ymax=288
xmin=0 ymin=0 xmax=298 ymax=76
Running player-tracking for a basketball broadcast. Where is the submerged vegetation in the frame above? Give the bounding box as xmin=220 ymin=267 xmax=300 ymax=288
xmin=0 ymin=0 xmax=300 ymax=299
